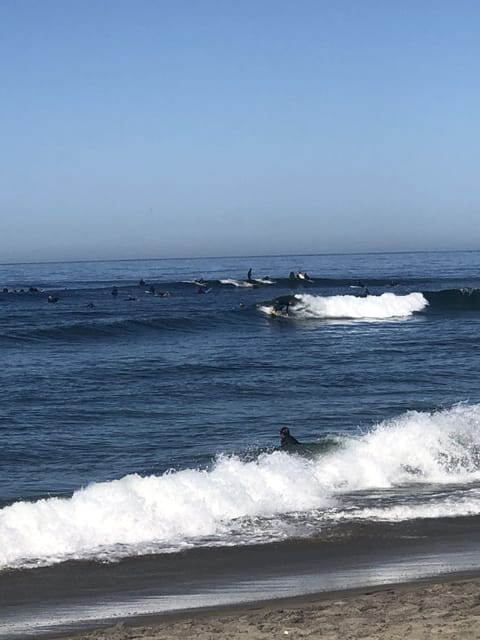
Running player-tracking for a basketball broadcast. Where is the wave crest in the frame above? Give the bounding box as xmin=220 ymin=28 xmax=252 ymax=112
xmin=261 ymin=292 xmax=427 ymax=320
xmin=2 ymin=404 xmax=480 ymax=570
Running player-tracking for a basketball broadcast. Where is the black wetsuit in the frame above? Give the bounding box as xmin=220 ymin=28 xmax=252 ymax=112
xmin=281 ymin=433 xmax=300 ymax=446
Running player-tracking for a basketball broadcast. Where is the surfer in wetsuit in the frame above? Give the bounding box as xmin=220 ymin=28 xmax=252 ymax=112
xmin=279 ymin=426 xmax=300 ymax=446
xmin=273 ymin=296 xmax=292 ymax=316
xmin=281 ymin=300 xmax=290 ymax=315
xmin=247 ymin=268 xmax=253 ymax=282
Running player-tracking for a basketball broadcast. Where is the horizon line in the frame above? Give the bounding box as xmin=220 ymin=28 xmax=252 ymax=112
xmin=0 ymin=248 xmax=477 ymax=268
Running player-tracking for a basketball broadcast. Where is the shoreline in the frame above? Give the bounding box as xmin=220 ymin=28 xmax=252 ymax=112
xmin=51 ymin=572 xmax=480 ymax=639
xmin=3 ymin=516 xmax=480 ymax=638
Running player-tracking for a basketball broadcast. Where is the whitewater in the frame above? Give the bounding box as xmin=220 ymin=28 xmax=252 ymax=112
xmin=260 ymin=291 xmax=428 ymax=319
xmin=3 ymin=403 xmax=480 ymax=572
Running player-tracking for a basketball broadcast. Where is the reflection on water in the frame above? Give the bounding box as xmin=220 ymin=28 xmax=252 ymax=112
xmin=3 ymin=548 xmax=480 ymax=639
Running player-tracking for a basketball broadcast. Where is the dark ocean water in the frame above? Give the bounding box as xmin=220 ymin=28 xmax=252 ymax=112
xmin=2 ymin=250 xmax=480 ymax=635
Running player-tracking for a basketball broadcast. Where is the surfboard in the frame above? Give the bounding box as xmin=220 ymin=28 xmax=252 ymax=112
xmin=270 ymin=308 xmax=288 ymax=318
xmin=253 ymin=278 xmax=276 ymax=285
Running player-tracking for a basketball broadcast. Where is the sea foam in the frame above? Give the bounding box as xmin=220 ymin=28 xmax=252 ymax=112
xmin=2 ymin=404 xmax=480 ymax=571
xmin=261 ymin=292 xmax=428 ymax=319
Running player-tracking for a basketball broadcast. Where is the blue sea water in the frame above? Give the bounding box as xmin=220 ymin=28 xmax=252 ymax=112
xmin=2 ymin=250 xmax=480 ymax=634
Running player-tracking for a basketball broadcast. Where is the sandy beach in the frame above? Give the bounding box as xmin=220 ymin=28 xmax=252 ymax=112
xmin=53 ymin=575 xmax=480 ymax=640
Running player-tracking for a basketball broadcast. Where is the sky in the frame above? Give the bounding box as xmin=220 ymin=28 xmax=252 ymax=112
xmin=1 ymin=0 xmax=480 ymax=263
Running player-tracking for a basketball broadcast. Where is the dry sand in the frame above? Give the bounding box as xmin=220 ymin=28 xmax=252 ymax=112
xmin=55 ymin=575 xmax=480 ymax=640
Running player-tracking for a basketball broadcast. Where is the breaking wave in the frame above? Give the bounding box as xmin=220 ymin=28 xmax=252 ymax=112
xmin=260 ymin=292 xmax=428 ymax=320
xmin=2 ymin=404 xmax=480 ymax=571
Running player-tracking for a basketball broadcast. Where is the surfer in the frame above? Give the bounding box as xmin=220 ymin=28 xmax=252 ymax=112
xmin=247 ymin=268 xmax=253 ymax=282
xmin=279 ymin=426 xmax=300 ymax=446
xmin=273 ymin=296 xmax=293 ymax=316
xmin=111 ymin=286 xmax=118 ymax=296
xmin=280 ymin=300 xmax=290 ymax=316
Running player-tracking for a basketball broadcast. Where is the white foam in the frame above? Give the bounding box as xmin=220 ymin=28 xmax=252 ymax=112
xmin=335 ymin=495 xmax=480 ymax=523
xmin=0 ymin=453 xmax=333 ymax=570
xmin=253 ymin=277 xmax=276 ymax=285
xmin=219 ymin=279 xmax=254 ymax=288
xmin=332 ymin=403 xmax=480 ymax=489
xmin=2 ymin=404 xmax=480 ymax=570
xmin=261 ymin=292 xmax=428 ymax=320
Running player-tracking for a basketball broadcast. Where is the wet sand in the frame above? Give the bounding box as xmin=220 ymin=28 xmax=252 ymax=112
xmin=4 ymin=518 xmax=480 ymax=639
xmin=54 ymin=575 xmax=480 ymax=640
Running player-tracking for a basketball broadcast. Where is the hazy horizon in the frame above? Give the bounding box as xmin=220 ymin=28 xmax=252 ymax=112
xmin=1 ymin=247 xmax=478 ymax=268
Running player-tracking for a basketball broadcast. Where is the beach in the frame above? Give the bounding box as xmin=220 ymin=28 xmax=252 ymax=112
xmin=52 ymin=575 xmax=480 ymax=640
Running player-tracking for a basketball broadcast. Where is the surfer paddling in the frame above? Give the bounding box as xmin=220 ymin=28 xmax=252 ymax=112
xmin=279 ymin=426 xmax=300 ymax=446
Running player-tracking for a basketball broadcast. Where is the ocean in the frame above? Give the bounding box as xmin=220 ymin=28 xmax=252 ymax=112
xmin=2 ymin=250 xmax=480 ymax=637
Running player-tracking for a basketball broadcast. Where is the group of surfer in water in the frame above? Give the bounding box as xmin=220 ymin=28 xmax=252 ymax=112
xmin=2 ymin=267 xmax=380 ymax=313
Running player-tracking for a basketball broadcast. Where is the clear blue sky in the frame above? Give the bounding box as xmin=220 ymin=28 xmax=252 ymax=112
xmin=1 ymin=0 xmax=479 ymax=262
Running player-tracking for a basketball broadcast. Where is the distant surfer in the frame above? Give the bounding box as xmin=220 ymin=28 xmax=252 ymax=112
xmin=280 ymin=300 xmax=290 ymax=316
xmin=247 ymin=268 xmax=253 ymax=282
xmin=279 ymin=426 xmax=300 ymax=446
xmin=273 ymin=295 xmax=293 ymax=317
xmin=295 ymin=271 xmax=313 ymax=282
xmin=194 ymin=278 xmax=208 ymax=289
xmin=111 ymin=286 xmax=118 ymax=296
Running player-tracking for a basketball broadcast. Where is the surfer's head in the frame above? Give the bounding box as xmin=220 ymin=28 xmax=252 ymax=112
xmin=279 ymin=426 xmax=290 ymax=437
